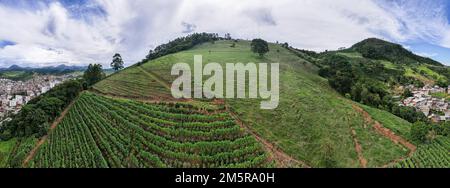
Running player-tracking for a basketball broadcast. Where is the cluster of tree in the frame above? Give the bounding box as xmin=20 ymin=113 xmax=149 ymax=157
xmin=296 ymin=49 xmax=319 ymax=58
xmin=0 ymin=80 xmax=83 ymax=139
xmin=390 ymin=105 xmax=427 ymax=124
xmin=412 ymin=67 xmax=450 ymax=87
xmin=410 ymin=121 xmax=450 ymax=144
xmin=319 ymin=55 xmax=357 ymax=94
xmin=396 ymin=75 xmax=425 ymax=88
xmin=402 ymin=89 xmax=413 ymax=98
xmin=250 ymin=39 xmax=269 ymax=57
xmin=224 ymin=33 xmax=232 ymax=40
xmin=428 ymin=65 xmax=450 ymax=80
xmin=137 ymin=33 xmax=220 ymax=65
xmin=83 ymin=64 xmax=105 ymax=86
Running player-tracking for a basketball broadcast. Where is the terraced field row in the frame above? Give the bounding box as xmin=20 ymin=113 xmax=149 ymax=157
xmin=393 ymin=137 xmax=450 ymax=168
xmin=28 ymin=92 xmax=271 ymax=168
xmin=93 ymin=68 xmax=171 ymax=99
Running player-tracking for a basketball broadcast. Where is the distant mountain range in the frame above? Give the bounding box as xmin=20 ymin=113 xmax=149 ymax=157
xmin=0 ymin=64 xmax=87 ymax=72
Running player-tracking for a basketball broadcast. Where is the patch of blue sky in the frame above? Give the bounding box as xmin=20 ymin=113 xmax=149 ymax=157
xmin=0 ymin=40 xmax=15 ymax=48
xmin=446 ymin=2 xmax=450 ymax=23
xmin=404 ymin=42 xmax=450 ymax=65
xmin=0 ymin=0 xmax=106 ymax=20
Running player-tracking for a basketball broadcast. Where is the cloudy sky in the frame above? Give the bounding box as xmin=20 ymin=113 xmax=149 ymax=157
xmin=0 ymin=0 xmax=450 ymax=67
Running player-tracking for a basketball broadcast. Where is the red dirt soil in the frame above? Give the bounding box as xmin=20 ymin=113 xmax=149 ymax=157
xmin=352 ymin=104 xmax=417 ymax=167
xmin=350 ymin=128 xmax=368 ymax=168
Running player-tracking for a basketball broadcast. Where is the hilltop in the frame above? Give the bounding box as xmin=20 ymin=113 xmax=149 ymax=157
xmin=350 ymin=38 xmax=443 ymax=67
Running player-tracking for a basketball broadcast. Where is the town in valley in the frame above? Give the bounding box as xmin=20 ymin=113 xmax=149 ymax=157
xmin=400 ymin=84 xmax=450 ymax=122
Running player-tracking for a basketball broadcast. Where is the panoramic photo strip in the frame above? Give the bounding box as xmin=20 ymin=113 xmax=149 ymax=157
xmin=0 ymin=0 xmax=449 ymax=186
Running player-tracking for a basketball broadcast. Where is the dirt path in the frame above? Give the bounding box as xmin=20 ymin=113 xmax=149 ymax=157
xmin=350 ymin=128 xmax=367 ymax=168
xmin=351 ymin=104 xmax=417 ymax=167
xmin=137 ymin=66 xmax=172 ymax=89
xmin=22 ymin=100 xmax=76 ymax=167
xmin=225 ymin=105 xmax=310 ymax=168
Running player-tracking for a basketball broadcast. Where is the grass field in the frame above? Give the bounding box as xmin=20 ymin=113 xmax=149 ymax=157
xmin=0 ymin=71 xmax=33 ymax=80
xmin=360 ymin=104 xmax=412 ymax=139
xmin=336 ymin=52 xmax=363 ymax=59
xmin=404 ymin=67 xmax=434 ymax=85
xmin=93 ymin=67 xmax=172 ymax=100
xmin=417 ymin=65 xmax=447 ymax=82
xmin=379 ymin=60 xmax=399 ymax=70
xmin=0 ymin=138 xmax=17 ymax=167
xmin=93 ymin=40 xmax=412 ymax=167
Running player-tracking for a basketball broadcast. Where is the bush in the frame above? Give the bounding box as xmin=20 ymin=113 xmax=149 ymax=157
xmin=250 ymin=39 xmax=269 ymax=57
xmin=410 ymin=121 xmax=431 ymax=144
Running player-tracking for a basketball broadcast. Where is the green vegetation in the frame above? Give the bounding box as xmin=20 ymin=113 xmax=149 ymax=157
xmin=403 ymin=67 xmax=431 ymax=85
xmin=393 ymin=136 xmax=450 ymax=168
xmin=0 ymin=71 xmax=33 ymax=81
xmin=6 ymin=136 xmax=38 ymax=168
xmin=29 ymin=92 xmax=271 ymax=168
xmin=379 ymin=60 xmax=398 ymax=70
xmin=430 ymin=92 xmax=450 ymax=102
xmin=0 ymin=138 xmax=17 ymax=167
xmin=360 ymin=104 xmax=411 ymax=139
xmin=336 ymin=52 xmax=363 ymax=59
xmin=139 ymin=32 xmax=220 ymax=65
xmin=410 ymin=122 xmax=428 ymax=144
xmin=251 ymin=39 xmax=270 ymax=57
xmin=351 ymin=38 xmax=443 ymax=67
xmin=111 ymin=53 xmax=125 ymax=71
xmin=318 ymin=51 xmax=429 ymax=123
xmin=83 ymin=64 xmax=106 ymax=86
xmin=93 ymin=67 xmax=171 ymax=99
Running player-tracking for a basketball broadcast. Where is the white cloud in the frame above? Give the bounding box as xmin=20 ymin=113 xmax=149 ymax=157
xmin=0 ymin=0 xmax=449 ymax=67
xmin=0 ymin=2 xmax=116 ymax=67
xmin=377 ymin=0 xmax=450 ymax=47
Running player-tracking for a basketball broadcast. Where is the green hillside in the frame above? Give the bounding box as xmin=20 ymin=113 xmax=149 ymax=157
xmin=359 ymin=104 xmax=411 ymax=139
xmin=323 ymin=38 xmax=449 ymax=87
xmin=92 ymin=40 xmax=413 ymax=167
xmin=351 ymin=38 xmax=443 ymax=67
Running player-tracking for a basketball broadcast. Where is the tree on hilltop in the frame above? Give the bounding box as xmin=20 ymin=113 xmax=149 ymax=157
xmin=225 ymin=33 xmax=232 ymax=40
xmin=111 ymin=53 xmax=124 ymax=71
xmin=83 ymin=64 xmax=105 ymax=86
xmin=251 ymin=39 xmax=269 ymax=57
